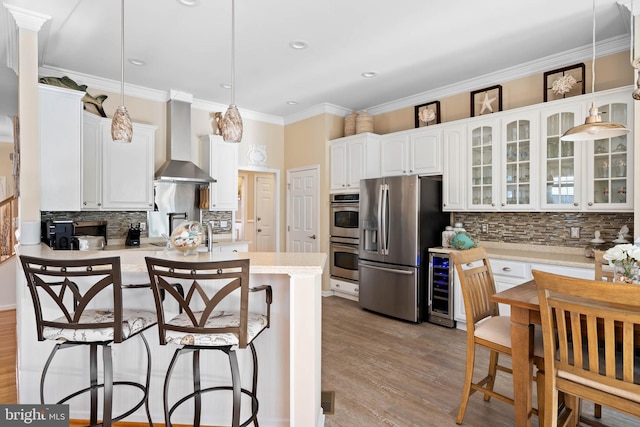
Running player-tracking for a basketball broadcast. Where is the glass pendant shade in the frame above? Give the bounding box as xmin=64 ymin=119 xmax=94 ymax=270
xmin=560 ymin=103 xmax=631 ymax=141
xmin=222 ymin=104 xmax=243 ymax=143
xmin=112 ymin=105 xmax=133 ymax=143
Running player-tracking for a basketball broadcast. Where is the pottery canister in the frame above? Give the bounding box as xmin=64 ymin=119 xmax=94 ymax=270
xmin=344 ymin=111 xmax=357 ymax=136
xmin=356 ymin=110 xmax=374 ymax=134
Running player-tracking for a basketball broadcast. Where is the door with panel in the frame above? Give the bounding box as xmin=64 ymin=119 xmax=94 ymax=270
xmin=287 ymin=166 xmax=319 ymax=253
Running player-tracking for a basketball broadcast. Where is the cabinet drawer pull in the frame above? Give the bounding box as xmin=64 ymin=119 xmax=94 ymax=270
xmin=502 ymin=267 xmax=512 ymax=272
xmin=466 ymin=263 xmax=474 ymax=267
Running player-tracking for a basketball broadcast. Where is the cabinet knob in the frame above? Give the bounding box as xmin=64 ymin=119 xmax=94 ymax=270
xmin=501 ymin=203 xmax=505 ymax=207
xmin=574 ymin=202 xmax=579 ymax=206
xmin=355 ymin=287 xmax=359 ymax=292
xmin=98 ymin=203 xmax=101 ymax=206
xmin=232 ymin=250 xmax=238 ymax=252
xmin=443 ymin=203 xmax=447 ymax=207
xmin=502 ymin=267 xmax=512 ymax=272
xmin=336 ymin=283 xmax=340 ymax=288
xmin=588 ymin=202 xmax=593 ymax=206
xmin=409 ymin=170 xmax=413 ymax=173
xmin=83 ymin=202 xmax=87 ymax=206
xmin=491 ymin=203 xmax=495 ymax=207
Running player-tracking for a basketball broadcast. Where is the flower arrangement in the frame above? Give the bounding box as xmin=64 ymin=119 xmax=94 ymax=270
xmin=603 ymin=243 xmax=640 ymax=283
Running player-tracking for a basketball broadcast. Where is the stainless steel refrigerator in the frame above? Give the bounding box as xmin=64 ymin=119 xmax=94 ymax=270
xmin=358 ymin=175 xmax=449 ymax=322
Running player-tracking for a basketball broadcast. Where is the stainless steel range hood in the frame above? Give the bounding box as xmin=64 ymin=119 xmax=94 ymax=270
xmin=154 ymin=98 xmax=215 ymax=184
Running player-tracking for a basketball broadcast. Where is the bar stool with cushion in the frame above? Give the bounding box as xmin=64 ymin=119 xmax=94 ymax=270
xmin=145 ymin=257 xmax=272 ymax=427
xmin=533 ymin=269 xmax=640 ymax=427
xmin=451 ymin=247 xmax=546 ymax=425
xmin=19 ymin=255 xmax=157 ymax=427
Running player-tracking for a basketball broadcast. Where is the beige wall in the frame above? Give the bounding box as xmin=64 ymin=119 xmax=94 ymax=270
xmin=373 ymin=51 xmax=633 ymax=136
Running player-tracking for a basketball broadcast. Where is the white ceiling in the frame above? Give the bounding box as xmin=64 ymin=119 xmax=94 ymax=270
xmin=0 ymin=0 xmax=634 ymax=132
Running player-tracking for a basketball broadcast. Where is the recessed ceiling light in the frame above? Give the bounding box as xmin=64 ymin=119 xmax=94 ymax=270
xmin=361 ymin=71 xmax=377 ymax=78
xmin=128 ymin=58 xmax=145 ymax=66
xmin=289 ymin=41 xmax=308 ymax=50
xmin=220 ymin=83 xmax=232 ymax=89
xmin=177 ymin=0 xmax=199 ymax=6
xmin=286 ymin=101 xmax=298 ymax=105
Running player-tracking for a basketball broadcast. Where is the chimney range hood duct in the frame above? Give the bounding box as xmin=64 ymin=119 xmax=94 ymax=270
xmin=154 ymin=98 xmax=215 ymax=184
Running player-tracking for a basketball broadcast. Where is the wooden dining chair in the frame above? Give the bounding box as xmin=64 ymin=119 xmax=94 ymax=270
xmin=451 ymin=247 xmax=545 ymax=424
xmin=533 ymin=269 xmax=640 ymax=427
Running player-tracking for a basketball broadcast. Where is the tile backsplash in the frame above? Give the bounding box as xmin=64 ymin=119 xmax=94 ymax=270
xmin=41 ymin=210 xmax=233 ymax=241
xmin=452 ymin=212 xmax=634 ymax=248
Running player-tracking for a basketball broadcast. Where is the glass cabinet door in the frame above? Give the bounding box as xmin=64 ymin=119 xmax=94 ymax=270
xmin=469 ymin=124 xmax=497 ymax=209
xmin=589 ymin=101 xmax=631 ymax=209
xmin=542 ymin=109 xmax=580 ymax=210
xmin=503 ymin=118 xmax=531 ymax=207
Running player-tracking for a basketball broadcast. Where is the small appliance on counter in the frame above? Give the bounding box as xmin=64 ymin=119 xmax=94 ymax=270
xmin=125 ymin=223 xmax=141 ymax=246
xmin=41 ymin=220 xmax=108 ymax=250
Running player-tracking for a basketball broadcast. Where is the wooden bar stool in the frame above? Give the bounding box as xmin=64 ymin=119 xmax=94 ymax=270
xmin=145 ymin=257 xmax=272 ymax=427
xmin=19 ymin=255 xmax=157 ymax=426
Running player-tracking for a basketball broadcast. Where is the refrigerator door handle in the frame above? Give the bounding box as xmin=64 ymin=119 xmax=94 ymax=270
xmin=381 ymin=183 xmax=389 ymax=255
xmin=359 ymin=263 xmax=413 ymax=275
xmin=377 ymin=183 xmax=384 ymax=254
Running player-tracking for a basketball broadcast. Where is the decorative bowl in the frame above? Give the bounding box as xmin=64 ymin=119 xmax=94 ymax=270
xmin=170 ymin=221 xmax=204 ymax=254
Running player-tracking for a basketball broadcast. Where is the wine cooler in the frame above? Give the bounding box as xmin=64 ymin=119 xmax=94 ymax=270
xmin=427 ymin=252 xmax=455 ymax=327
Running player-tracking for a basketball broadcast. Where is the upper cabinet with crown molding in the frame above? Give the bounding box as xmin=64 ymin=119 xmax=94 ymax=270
xmin=330 ymin=133 xmax=381 ymax=193
xmin=380 ymin=126 xmax=442 ymax=177
xmin=201 ymin=134 xmax=238 ymax=211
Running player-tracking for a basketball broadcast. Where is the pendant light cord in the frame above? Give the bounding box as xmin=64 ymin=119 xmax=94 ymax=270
xmin=231 ymin=0 xmax=236 ymax=106
xmin=120 ymin=0 xmax=125 ymax=106
xmin=591 ymin=0 xmax=596 ymax=96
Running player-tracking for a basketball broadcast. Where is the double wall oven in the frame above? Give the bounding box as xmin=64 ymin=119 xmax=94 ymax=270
xmin=329 ymin=193 xmax=359 ymax=283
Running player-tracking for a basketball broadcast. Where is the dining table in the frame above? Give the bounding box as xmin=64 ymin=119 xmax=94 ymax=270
xmin=491 ymin=279 xmax=541 ymax=427
xmin=491 ymin=279 xmax=583 ymax=427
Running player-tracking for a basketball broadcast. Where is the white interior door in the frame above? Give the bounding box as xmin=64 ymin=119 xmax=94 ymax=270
xmin=255 ymin=174 xmax=276 ymax=251
xmin=287 ymin=166 xmax=319 ymax=252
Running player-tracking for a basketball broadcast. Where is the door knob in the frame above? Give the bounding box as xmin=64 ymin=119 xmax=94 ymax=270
xmin=308 ymin=234 xmax=316 ymax=239
xmin=257 ymin=217 xmax=261 ymax=221
xmin=257 ymin=228 xmax=262 ymax=232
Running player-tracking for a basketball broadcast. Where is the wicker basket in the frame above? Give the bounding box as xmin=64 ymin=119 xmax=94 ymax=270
xmin=344 ymin=111 xmax=357 ymax=136
xmin=356 ymin=110 xmax=374 ymax=134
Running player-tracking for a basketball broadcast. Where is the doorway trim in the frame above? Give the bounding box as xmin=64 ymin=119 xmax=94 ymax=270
xmin=238 ymin=166 xmax=281 ymax=252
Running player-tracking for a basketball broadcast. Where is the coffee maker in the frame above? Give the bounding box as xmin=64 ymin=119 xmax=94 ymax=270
xmin=125 ymin=223 xmax=141 ymax=246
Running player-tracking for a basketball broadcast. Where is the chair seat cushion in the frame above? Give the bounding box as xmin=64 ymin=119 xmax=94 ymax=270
xmin=475 ymin=316 xmax=544 ymax=357
xmin=164 ymin=310 xmax=268 ymax=347
xmin=43 ymin=309 xmax=157 ymax=342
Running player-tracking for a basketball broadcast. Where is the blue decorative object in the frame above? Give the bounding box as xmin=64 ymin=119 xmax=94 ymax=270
xmin=450 ymin=232 xmax=477 ymax=250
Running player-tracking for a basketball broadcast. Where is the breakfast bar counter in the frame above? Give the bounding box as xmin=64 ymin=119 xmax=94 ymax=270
xmin=15 ymin=244 xmax=327 ymax=427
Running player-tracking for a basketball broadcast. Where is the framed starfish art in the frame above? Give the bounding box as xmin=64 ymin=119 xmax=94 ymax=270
xmin=543 ymin=63 xmax=585 ymax=102
xmin=470 ymin=85 xmax=502 ymax=117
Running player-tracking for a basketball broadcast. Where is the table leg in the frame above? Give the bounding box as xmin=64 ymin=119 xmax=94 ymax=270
xmin=511 ymin=306 xmax=534 ymax=427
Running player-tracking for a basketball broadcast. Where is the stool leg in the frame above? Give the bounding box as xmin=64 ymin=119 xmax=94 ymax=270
xmin=102 ymin=344 xmax=113 ymax=427
xmin=249 ymin=342 xmax=259 ymax=427
xmin=164 ymin=348 xmax=187 ymax=427
xmin=193 ymin=349 xmax=201 ymax=427
xmin=40 ymin=343 xmax=62 ymax=404
xmin=90 ymin=344 xmax=98 ymax=426
xmin=139 ymin=333 xmax=153 ymax=426
xmin=228 ymin=349 xmax=241 ymax=427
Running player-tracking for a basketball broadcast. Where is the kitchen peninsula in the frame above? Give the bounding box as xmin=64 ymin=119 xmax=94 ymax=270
xmin=15 ymin=244 xmax=326 ymax=427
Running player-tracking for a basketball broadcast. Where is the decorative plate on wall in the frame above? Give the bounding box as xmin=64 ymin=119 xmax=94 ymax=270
xmin=248 ymin=144 xmax=267 ymax=166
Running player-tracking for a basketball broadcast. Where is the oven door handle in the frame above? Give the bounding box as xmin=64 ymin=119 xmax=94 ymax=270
xmin=332 ymin=243 xmax=358 ymax=251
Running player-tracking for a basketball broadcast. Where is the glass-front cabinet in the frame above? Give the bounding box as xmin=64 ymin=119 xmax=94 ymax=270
xmin=468 ymin=119 xmax=499 ymax=210
xmin=540 ymin=104 xmax=582 ymax=211
xmin=586 ymin=98 xmax=633 ymax=211
xmin=500 ymin=112 xmax=537 ymax=210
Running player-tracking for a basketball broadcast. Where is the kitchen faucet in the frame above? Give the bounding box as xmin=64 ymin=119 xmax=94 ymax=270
xmin=206 ymin=220 xmax=214 ymax=252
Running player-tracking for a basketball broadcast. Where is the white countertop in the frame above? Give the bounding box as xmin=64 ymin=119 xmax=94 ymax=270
xmin=430 ymin=241 xmax=595 ymax=269
xmin=16 ymin=243 xmax=326 ymax=275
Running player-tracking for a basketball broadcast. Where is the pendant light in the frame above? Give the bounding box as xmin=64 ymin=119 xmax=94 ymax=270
xmin=221 ymin=0 xmax=243 ymax=143
xmin=560 ymin=0 xmax=630 ymax=141
xmin=111 ymin=0 xmax=133 ymax=143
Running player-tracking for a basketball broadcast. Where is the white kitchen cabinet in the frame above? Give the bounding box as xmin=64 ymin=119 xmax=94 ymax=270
xmin=499 ymin=111 xmax=538 ymax=210
xmin=329 ymin=133 xmax=380 ymax=192
xmin=467 ymin=119 xmax=500 ymax=210
xmin=584 ymin=93 xmax=633 ymax=212
xmin=380 ymin=127 xmax=442 ymax=177
xmin=39 ymin=84 xmax=84 ymax=211
xmin=202 ymin=134 xmax=239 ymax=211
xmin=539 ymin=102 xmax=584 ymax=211
xmin=442 ymin=124 xmax=467 ymax=211
xmin=82 ymin=112 xmax=156 ymax=210
xmin=330 ymin=278 xmax=358 ymax=301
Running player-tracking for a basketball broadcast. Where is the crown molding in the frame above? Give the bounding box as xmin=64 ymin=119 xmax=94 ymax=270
xmin=283 ymin=103 xmax=352 ymax=125
xmin=191 ymin=99 xmax=284 ymax=126
xmin=364 ymin=35 xmax=629 ymax=116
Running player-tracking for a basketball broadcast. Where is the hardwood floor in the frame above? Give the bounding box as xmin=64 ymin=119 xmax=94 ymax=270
xmin=321 ymin=296 xmax=638 ymax=427
xmin=0 ymin=309 xmax=16 ymax=404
